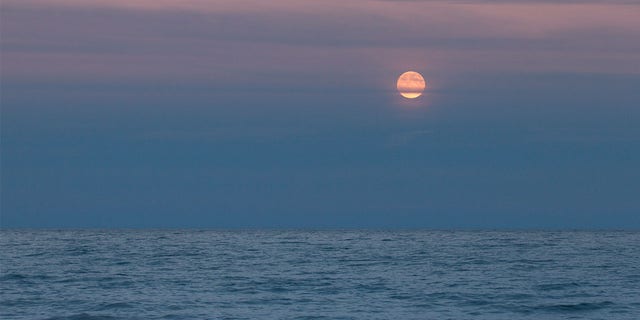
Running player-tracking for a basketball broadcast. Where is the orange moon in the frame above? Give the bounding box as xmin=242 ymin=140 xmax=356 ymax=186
xmin=397 ymin=71 xmax=426 ymax=99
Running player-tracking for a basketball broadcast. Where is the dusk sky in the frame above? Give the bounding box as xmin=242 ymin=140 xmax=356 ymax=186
xmin=2 ymin=0 xmax=639 ymax=228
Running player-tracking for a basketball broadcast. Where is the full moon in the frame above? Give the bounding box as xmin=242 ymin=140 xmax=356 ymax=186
xmin=397 ymin=71 xmax=426 ymax=99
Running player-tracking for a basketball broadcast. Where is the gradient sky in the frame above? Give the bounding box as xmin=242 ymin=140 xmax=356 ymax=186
xmin=2 ymin=0 xmax=639 ymax=228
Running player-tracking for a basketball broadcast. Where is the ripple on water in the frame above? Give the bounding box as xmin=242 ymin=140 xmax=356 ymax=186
xmin=534 ymin=301 xmax=616 ymax=313
xmin=43 ymin=314 xmax=118 ymax=320
xmin=0 ymin=230 xmax=638 ymax=320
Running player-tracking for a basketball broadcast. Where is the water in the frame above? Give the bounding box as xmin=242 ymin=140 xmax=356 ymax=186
xmin=1 ymin=230 xmax=639 ymax=320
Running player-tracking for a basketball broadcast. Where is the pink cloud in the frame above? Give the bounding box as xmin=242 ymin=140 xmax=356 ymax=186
xmin=2 ymin=0 xmax=638 ymax=91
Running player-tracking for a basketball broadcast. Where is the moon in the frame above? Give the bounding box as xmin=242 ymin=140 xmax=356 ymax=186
xmin=397 ymin=71 xmax=426 ymax=99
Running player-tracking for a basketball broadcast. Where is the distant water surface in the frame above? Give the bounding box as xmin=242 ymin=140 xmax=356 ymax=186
xmin=1 ymin=230 xmax=639 ymax=320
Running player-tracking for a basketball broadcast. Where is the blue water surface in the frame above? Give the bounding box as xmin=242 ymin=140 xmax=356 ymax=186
xmin=1 ymin=230 xmax=639 ymax=319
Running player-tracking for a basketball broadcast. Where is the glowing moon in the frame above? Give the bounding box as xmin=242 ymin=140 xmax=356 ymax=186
xmin=397 ymin=71 xmax=426 ymax=99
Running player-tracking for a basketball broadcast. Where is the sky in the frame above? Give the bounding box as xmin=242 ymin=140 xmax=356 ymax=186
xmin=1 ymin=0 xmax=639 ymax=229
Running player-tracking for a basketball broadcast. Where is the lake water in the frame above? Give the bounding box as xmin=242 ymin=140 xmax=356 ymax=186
xmin=1 ymin=230 xmax=639 ymax=319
